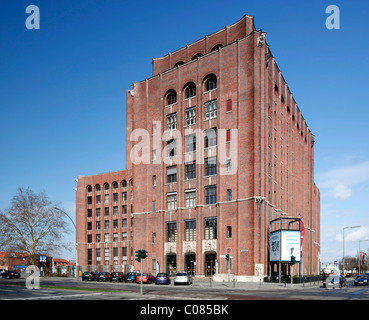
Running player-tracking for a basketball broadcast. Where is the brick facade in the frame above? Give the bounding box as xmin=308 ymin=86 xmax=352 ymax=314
xmin=76 ymin=14 xmax=320 ymax=279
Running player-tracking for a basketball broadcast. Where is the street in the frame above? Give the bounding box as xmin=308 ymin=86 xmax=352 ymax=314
xmin=1 ymin=276 xmax=369 ymax=300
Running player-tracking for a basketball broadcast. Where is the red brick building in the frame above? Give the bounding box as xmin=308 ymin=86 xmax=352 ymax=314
xmin=76 ymin=14 xmax=320 ymax=280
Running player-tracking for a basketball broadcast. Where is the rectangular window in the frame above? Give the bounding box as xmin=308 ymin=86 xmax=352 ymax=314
xmin=185 ymin=134 xmax=196 ymax=153
xmin=96 ymin=221 xmax=101 ymax=230
xmin=113 ymin=219 xmax=118 ymax=229
xmin=96 ymin=234 xmax=101 ymax=243
xmin=96 ymin=195 xmax=101 ymax=204
xmin=167 ymin=139 xmax=177 ymax=157
xmin=205 ymin=218 xmax=217 ymax=240
xmin=105 ymin=194 xmax=109 ymax=204
xmin=226 ymin=129 xmax=231 ymax=142
xmin=205 ymin=157 xmax=217 ymax=176
xmin=152 ymin=200 xmax=156 ymax=212
xmin=167 ymin=222 xmax=177 ymax=242
xmin=113 ymin=233 xmax=118 ymax=242
xmin=87 ymin=196 xmax=92 ymax=205
xmin=226 ymin=99 xmax=232 ymax=112
xmin=205 ymin=128 xmax=217 ymax=148
xmin=185 ymin=189 xmax=196 ymax=208
xmin=152 ymin=149 xmax=157 ymax=162
xmin=88 ymin=234 xmax=92 ymax=243
xmin=96 ymin=208 xmax=101 ymax=217
xmin=167 ymin=112 xmax=177 ymax=130
xmin=185 ymin=107 xmax=196 ymax=126
xmin=205 ymin=185 xmax=217 ymax=205
xmin=122 ymin=232 xmax=127 ymax=241
xmin=167 ymin=192 xmax=177 ymax=210
xmin=185 ymin=220 xmax=196 ymax=241
xmin=167 ymin=166 xmax=177 ymax=184
xmin=113 ymin=193 xmax=118 ymax=202
xmin=104 ymin=207 xmax=109 ymax=216
xmin=104 ymin=220 xmax=109 ymax=229
xmin=227 ymin=226 xmax=232 ymax=238
xmin=122 ymin=205 xmax=127 ymax=214
xmin=185 ymin=162 xmax=196 ymax=180
xmin=104 ymin=233 xmax=109 ymax=242
xmin=113 ymin=206 xmax=118 ymax=215
xmin=122 ymin=192 xmax=127 ymax=201
xmin=87 ymin=221 xmax=92 ymax=231
xmin=152 ymin=175 xmax=156 ymax=187
xmin=152 ymin=232 xmax=156 ymax=244
xmin=227 ymin=159 xmax=232 ymax=172
xmin=88 ymin=249 xmax=92 ymax=265
xmin=205 ymin=100 xmax=217 ymax=120
xmin=227 ymin=189 xmax=232 ymax=201
xmin=122 ymin=218 xmax=127 ymax=228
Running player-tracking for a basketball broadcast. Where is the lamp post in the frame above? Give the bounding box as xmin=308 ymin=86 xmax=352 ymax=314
xmin=359 ymin=240 xmax=369 ymax=275
xmin=54 ymin=206 xmax=79 ymax=279
xmin=342 ymin=226 xmax=360 ymax=275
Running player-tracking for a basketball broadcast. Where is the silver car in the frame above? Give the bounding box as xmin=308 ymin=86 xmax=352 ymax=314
xmin=326 ymin=274 xmax=346 ymax=289
xmin=174 ymin=272 xmax=193 ymax=285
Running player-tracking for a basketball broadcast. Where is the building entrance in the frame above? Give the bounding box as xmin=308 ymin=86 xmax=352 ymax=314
xmin=166 ymin=254 xmax=176 ymax=276
xmin=184 ymin=253 xmax=196 ymax=276
xmin=205 ymin=252 xmax=216 ymax=276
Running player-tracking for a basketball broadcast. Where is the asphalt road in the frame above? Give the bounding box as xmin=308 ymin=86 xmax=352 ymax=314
xmin=1 ymin=276 xmax=369 ymax=301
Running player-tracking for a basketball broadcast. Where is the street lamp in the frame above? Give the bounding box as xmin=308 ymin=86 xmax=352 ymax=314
xmin=343 ymin=226 xmax=360 ymax=275
xmin=54 ymin=206 xmax=79 ymax=279
xmin=359 ymin=240 xmax=369 ymax=275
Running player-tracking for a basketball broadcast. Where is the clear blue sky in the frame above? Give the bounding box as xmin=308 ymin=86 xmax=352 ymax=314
xmin=1 ymin=0 xmax=368 ymax=265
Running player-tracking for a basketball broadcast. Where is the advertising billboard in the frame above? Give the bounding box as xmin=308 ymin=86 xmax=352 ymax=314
xmin=270 ymin=230 xmax=301 ymax=262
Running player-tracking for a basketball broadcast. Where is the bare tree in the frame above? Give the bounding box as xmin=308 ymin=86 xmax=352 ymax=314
xmin=0 ymin=187 xmax=72 ymax=265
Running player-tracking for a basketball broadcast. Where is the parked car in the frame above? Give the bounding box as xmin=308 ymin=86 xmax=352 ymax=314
xmin=110 ymin=272 xmax=126 ymax=282
xmin=174 ymin=272 xmax=192 ymax=285
xmin=1 ymin=270 xmax=20 ymax=279
xmin=326 ymin=274 xmax=346 ymax=288
xmin=354 ymin=274 xmax=369 ymax=286
xmin=96 ymin=272 xmax=111 ymax=282
xmin=81 ymin=272 xmax=97 ymax=281
xmin=155 ymin=273 xmax=171 ymax=285
xmin=126 ymin=272 xmax=138 ymax=282
xmin=136 ymin=273 xmax=155 ymax=284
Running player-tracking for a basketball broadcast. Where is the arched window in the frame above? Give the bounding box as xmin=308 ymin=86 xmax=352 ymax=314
xmin=204 ymin=74 xmax=217 ymax=92
xmin=112 ymin=181 xmax=118 ymax=189
xmin=121 ymin=180 xmax=127 ymax=188
xmin=192 ymin=53 xmax=203 ymax=60
xmin=87 ymin=185 xmax=92 ymax=192
xmin=174 ymin=61 xmax=184 ymax=68
xmin=211 ymin=44 xmax=223 ymax=52
xmin=95 ymin=184 xmax=101 ymax=191
xmin=104 ymin=182 xmax=109 ymax=190
xmin=184 ymin=82 xmax=196 ymax=99
xmin=165 ymin=89 xmax=177 ymax=106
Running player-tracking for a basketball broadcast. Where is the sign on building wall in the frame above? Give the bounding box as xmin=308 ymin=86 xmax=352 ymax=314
xmin=270 ymin=230 xmax=301 ymax=262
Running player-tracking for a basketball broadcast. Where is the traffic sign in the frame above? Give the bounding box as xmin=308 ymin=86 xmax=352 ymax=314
xmin=226 ymin=247 xmax=232 ymax=254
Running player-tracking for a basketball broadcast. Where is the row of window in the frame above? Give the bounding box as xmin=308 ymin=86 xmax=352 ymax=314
xmin=87 ymin=247 xmax=133 ymax=266
xmin=165 ymin=217 xmax=232 ymax=242
xmin=151 ymin=186 xmax=233 ymax=211
xmin=87 ymin=204 xmax=132 ymax=217
xmin=164 ymin=74 xmax=217 ymax=106
xmin=87 ymin=191 xmax=133 ymax=205
xmin=87 ymin=217 xmax=133 ymax=231
xmin=86 ymin=179 xmax=132 ymax=192
xmin=165 ymin=98 xmax=232 ymax=132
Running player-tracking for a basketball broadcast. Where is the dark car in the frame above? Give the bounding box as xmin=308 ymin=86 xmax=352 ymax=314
xmin=136 ymin=273 xmax=155 ymax=284
xmin=126 ymin=272 xmax=138 ymax=282
xmin=1 ymin=270 xmax=20 ymax=279
xmin=155 ymin=273 xmax=171 ymax=285
xmin=354 ymin=274 xmax=369 ymax=286
xmin=110 ymin=272 xmax=126 ymax=282
xmin=96 ymin=272 xmax=111 ymax=282
xmin=81 ymin=272 xmax=97 ymax=281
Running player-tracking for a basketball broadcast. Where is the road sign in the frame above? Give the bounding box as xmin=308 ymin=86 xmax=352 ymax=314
xmin=39 ymin=255 xmax=47 ymax=262
xmin=226 ymin=247 xmax=232 ymax=254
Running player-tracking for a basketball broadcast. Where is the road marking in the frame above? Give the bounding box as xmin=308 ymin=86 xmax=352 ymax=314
xmin=4 ymin=292 xmax=104 ymax=300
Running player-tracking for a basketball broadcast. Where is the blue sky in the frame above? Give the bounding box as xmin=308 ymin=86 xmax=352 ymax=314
xmin=1 ymin=0 xmax=368 ymax=265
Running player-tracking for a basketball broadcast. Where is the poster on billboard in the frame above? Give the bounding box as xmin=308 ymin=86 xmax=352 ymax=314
xmin=270 ymin=230 xmax=301 ymax=262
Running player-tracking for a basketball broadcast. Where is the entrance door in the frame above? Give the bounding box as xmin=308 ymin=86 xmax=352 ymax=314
xmin=184 ymin=253 xmax=196 ymax=276
xmin=205 ymin=252 xmax=216 ymax=276
xmin=166 ymin=254 xmax=176 ymax=276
